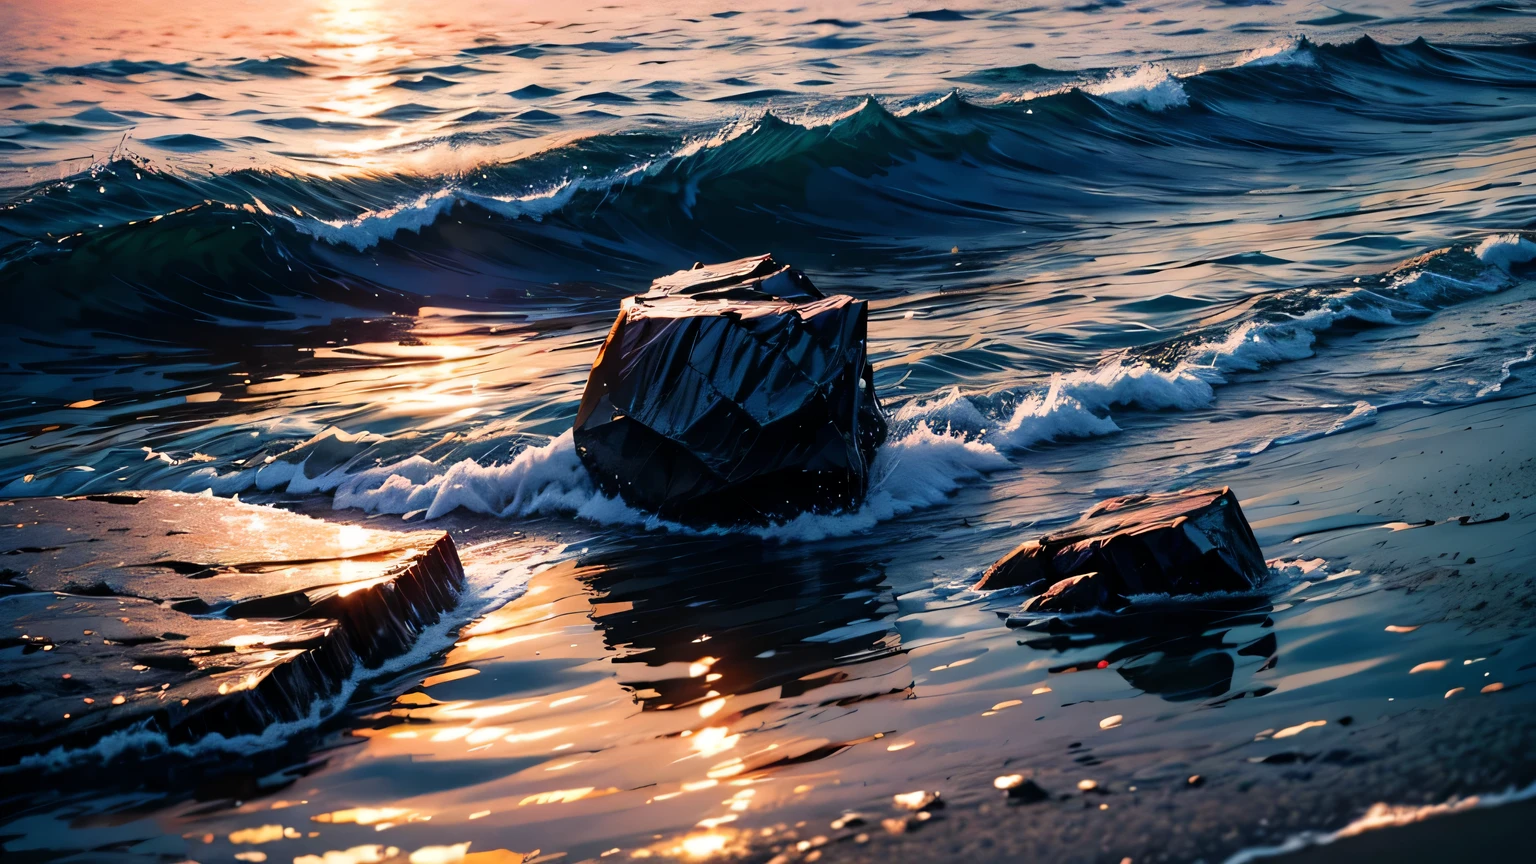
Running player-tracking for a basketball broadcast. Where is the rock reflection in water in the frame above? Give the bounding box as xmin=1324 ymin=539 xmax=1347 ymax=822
xmin=1009 ymin=596 xmax=1277 ymax=702
xmin=581 ymin=536 xmax=907 ymax=714
xmin=337 ymin=535 xmax=910 ymax=852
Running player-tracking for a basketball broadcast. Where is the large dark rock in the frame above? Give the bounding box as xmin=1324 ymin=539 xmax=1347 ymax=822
xmin=0 ymin=492 xmax=464 ymax=766
xmin=974 ymin=487 xmax=1268 ymax=613
xmin=573 ymin=254 xmax=886 ymax=525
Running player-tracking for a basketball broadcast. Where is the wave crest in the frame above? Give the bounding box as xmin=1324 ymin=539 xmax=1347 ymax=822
xmin=288 ymin=181 xmax=583 ymax=251
xmin=1084 ymin=64 xmax=1189 ymax=111
xmin=1236 ymin=36 xmax=1316 ymax=68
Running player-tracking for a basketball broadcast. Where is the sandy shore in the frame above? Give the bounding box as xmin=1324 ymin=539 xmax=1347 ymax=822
xmin=811 ymin=391 xmax=1536 ymax=864
xmin=6 ymin=365 xmax=1532 ymax=864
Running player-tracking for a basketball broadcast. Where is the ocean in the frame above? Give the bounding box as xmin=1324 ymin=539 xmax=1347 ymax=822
xmin=2 ymin=1 xmax=1535 ymax=862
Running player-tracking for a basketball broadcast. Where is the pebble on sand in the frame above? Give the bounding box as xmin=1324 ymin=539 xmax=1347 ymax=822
xmin=892 ymin=791 xmax=941 ymax=812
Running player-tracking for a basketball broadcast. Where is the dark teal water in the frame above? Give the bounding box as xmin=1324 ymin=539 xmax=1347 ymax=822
xmin=1 ymin=4 xmax=1534 ymax=516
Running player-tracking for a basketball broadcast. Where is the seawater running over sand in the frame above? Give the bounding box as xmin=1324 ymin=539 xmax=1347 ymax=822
xmin=2 ymin=1 xmax=1536 ymax=862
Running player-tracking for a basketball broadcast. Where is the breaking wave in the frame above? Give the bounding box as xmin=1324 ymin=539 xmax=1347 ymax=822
xmin=170 ymin=423 xmax=1011 ymax=544
xmin=0 ymin=230 xmax=1526 ymax=540
xmin=1236 ymin=36 xmax=1317 ymax=68
xmin=892 ymin=231 xmax=1536 ymax=457
xmin=1084 ymin=64 xmax=1189 ymax=110
xmin=2 ymin=33 xmax=1535 ymax=541
xmin=287 ymin=181 xmax=584 ymax=251
xmin=82 ymin=230 xmax=1518 ymax=541
xmin=1475 ymin=232 xmax=1536 ymax=271
xmin=7 ymin=35 xmax=1532 ymax=282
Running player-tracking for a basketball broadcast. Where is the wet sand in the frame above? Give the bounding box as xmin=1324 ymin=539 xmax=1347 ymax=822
xmin=1255 ymin=793 xmax=1536 ymax=863
xmin=813 ymin=392 xmax=1536 ymax=864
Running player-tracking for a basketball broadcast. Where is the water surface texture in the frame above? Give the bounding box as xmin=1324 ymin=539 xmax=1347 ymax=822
xmin=3 ymin=1 xmax=1536 ymax=863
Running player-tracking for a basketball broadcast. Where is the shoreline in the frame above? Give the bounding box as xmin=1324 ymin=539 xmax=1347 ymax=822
xmin=805 ymin=390 xmax=1536 ymax=864
xmin=1226 ymin=780 xmax=1536 ymax=864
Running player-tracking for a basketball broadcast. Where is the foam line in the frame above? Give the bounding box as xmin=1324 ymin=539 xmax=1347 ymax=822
xmin=1085 ymin=64 xmax=1189 ymax=110
xmin=7 ymin=546 xmax=553 ymax=772
xmin=1223 ymin=780 xmax=1536 ymax=864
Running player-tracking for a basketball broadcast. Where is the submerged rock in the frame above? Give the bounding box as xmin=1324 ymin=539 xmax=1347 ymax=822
xmin=974 ymin=487 xmax=1267 ymax=612
xmin=0 ymin=492 xmax=463 ymax=766
xmin=1002 ymin=777 xmax=1051 ymax=804
xmin=573 ymin=254 xmax=886 ymax=525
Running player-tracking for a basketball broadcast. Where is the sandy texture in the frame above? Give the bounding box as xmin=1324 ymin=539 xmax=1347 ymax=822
xmin=801 ymin=393 xmax=1536 ymax=864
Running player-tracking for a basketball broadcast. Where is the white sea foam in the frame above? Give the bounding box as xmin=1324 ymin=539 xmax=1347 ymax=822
xmin=791 ymin=96 xmax=883 ymax=129
xmin=464 ymin=182 xmax=584 ymax=221
xmin=1223 ymin=780 xmax=1536 ymax=864
xmin=1477 ymin=344 xmax=1536 ymax=398
xmin=670 ymin=113 xmax=761 ymax=158
xmin=314 ymin=423 xmax=1010 ymax=543
xmin=139 ymin=232 xmax=1536 ymax=541
xmin=1209 ymin=398 xmax=1389 ymax=470
xmin=896 ymin=362 xmax=1214 ymax=453
xmin=1168 ymin=253 xmax=1513 ymax=382
xmin=1236 ymin=36 xmax=1315 ymax=68
xmin=169 ymin=416 xmax=1013 ymax=542
xmin=1085 ymin=64 xmax=1189 ymax=111
xmin=1046 ymin=362 xmax=1215 ymax=412
xmin=333 ymin=430 xmax=653 ymax=526
xmin=1474 ymin=232 xmax=1536 ymax=271
xmin=307 ymin=363 xmax=1200 ymax=539
xmin=1269 ymin=401 xmax=1380 ymax=449
xmin=893 ymin=386 xmax=992 ymax=437
xmin=9 ymin=547 xmax=547 ymax=772
xmin=748 ymin=422 xmax=1010 ymax=542
xmin=882 ymin=235 xmax=1531 ymax=470
xmin=995 ymin=378 xmax=1121 ymax=448
xmin=286 ymin=100 xmax=905 ymax=251
xmin=1323 ymin=400 xmax=1379 ymax=434
xmin=1180 ymin=309 xmax=1337 ymax=378
xmin=894 ymin=90 xmax=961 ymax=117
xmin=290 ymin=181 xmax=581 ymax=251
xmin=870 ymin=314 xmax=1346 ymax=474
xmin=1391 ymin=268 xmax=1505 ymax=306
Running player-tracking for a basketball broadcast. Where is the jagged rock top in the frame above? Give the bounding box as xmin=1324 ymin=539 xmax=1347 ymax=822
xmin=975 ymin=486 xmax=1268 ymax=603
xmin=640 ymin=253 xmax=825 ymax=303
xmin=573 ymin=254 xmax=885 ymax=525
xmin=1047 ymin=487 xmax=1258 ymax=546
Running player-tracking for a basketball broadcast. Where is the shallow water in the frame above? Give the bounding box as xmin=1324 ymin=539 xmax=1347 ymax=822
xmin=2 ymin=1 xmax=1536 ymax=862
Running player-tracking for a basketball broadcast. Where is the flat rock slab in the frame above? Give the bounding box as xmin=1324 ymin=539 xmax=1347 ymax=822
xmin=975 ymin=487 xmax=1267 ymax=612
xmin=0 ymin=492 xmax=464 ymax=766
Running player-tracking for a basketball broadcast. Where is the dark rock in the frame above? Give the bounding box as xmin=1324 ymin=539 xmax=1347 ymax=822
xmin=573 ymin=254 xmax=886 ymax=525
xmin=0 ymin=492 xmax=464 ymax=766
xmin=976 ymin=487 xmax=1267 ymax=612
xmin=1006 ymin=778 xmax=1051 ymax=804
xmin=1257 ymin=751 xmax=1312 ymax=765
xmin=1457 ymin=513 xmax=1509 ymax=525
xmin=1010 ymin=593 xmax=1268 ymax=644
xmin=1021 ymin=571 xmax=1124 ymax=614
